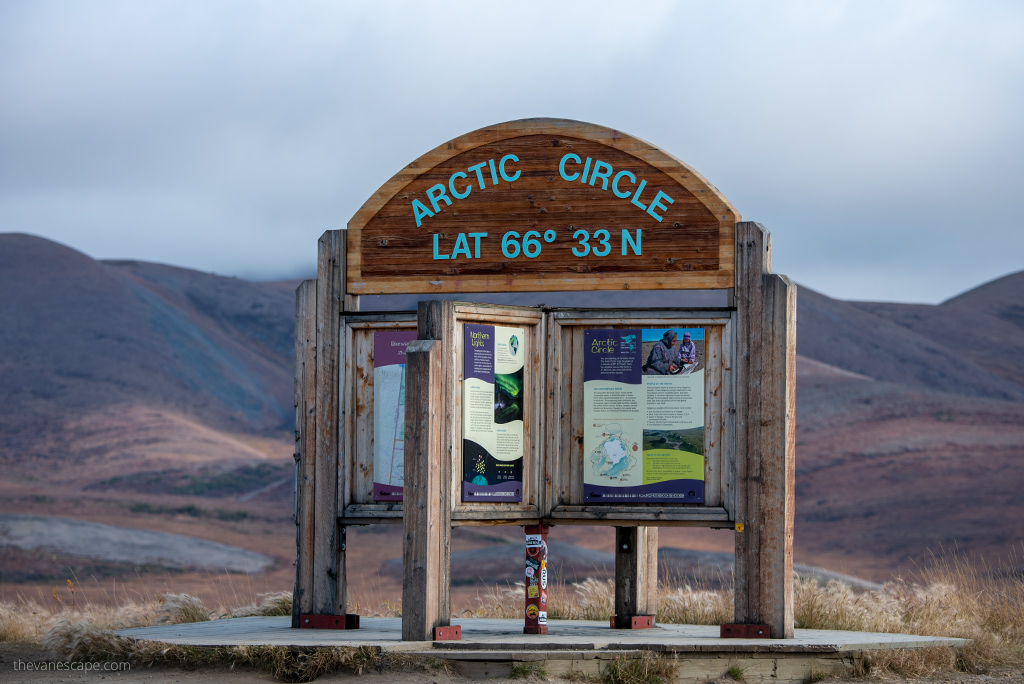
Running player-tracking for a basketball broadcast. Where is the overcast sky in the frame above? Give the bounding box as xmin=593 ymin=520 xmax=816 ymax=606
xmin=1 ymin=1 xmax=1021 ymax=303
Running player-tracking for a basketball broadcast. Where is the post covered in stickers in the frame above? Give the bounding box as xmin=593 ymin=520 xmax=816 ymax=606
xmin=523 ymin=524 xmax=549 ymax=635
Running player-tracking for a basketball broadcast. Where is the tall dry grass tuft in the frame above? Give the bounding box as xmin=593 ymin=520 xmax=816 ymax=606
xmin=156 ymin=593 xmax=211 ymax=624
xmin=230 ymin=591 xmax=293 ymax=618
xmin=1 ymin=597 xmax=156 ymax=644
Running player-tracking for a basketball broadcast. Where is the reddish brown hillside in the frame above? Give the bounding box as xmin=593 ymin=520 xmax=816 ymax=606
xmin=0 ymin=234 xmax=297 ymax=445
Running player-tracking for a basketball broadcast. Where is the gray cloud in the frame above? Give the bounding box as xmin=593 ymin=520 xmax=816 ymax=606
xmin=1 ymin=0 xmax=1021 ymax=301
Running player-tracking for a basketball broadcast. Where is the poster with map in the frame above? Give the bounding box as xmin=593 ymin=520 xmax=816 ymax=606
xmin=372 ymin=330 xmax=417 ymax=501
xmin=462 ymin=323 xmax=525 ymax=503
xmin=582 ymin=328 xmax=705 ymax=504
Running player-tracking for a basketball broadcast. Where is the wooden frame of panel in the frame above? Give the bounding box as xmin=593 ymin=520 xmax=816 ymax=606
xmin=337 ymin=312 xmax=418 ymax=525
xmin=449 ymin=303 xmax=546 ymax=525
xmin=542 ymin=309 xmax=736 ymax=527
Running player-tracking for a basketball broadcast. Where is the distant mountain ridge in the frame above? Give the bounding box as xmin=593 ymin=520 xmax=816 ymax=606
xmin=0 ymin=234 xmax=298 ymax=441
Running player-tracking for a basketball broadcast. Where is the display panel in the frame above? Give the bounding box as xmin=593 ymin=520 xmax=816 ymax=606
xmin=372 ymin=330 xmax=417 ymax=501
xmin=582 ymin=327 xmax=705 ymax=503
xmin=462 ymin=323 xmax=526 ymax=502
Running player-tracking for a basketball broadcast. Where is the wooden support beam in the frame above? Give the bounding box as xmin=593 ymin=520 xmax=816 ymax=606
xmin=613 ymin=526 xmax=658 ymax=627
xmin=416 ymin=300 xmax=457 ymax=623
xmin=402 ymin=338 xmax=451 ymax=640
xmin=292 ymin=279 xmax=317 ymax=627
xmin=313 ymin=231 xmax=345 ymax=615
xmin=733 ymin=221 xmax=796 ymax=639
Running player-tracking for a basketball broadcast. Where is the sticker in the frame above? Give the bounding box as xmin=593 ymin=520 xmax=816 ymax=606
xmin=540 ymin=568 xmax=547 ymax=589
xmin=526 ymin=604 xmax=539 ymax=619
xmin=528 ymin=585 xmax=539 ymax=598
xmin=541 ymin=595 xmax=546 ymax=605
xmin=525 ymin=534 xmax=543 ymax=548
xmin=539 ymin=610 xmax=547 ymax=624
xmin=526 ymin=566 xmax=534 ymax=577
xmin=526 ymin=557 xmax=541 ymax=573
xmin=529 ymin=576 xmax=538 ymax=586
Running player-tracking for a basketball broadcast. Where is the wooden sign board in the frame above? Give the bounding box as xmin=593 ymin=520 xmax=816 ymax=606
xmin=347 ymin=119 xmax=739 ymax=295
xmin=295 ymin=119 xmax=795 ymax=639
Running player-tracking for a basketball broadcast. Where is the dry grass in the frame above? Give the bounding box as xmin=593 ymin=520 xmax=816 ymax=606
xmin=229 ymin=590 xmax=293 ymax=618
xmin=2 ymin=551 xmax=1022 ymax=681
xmin=156 ymin=592 xmax=211 ymax=624
xmin=470 ymin=551 xmax=1024 ymax=677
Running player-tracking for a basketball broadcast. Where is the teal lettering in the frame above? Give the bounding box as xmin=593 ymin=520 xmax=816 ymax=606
xmin=589 ymin=160 xmax=613 ymax=190
xmin=612 ymin=170 xmax=635 ymax=198
xmin=413 ymin=199 xmax=434 ymax=227
xmin=432 ymin=233 xmax=449 ymax=260
xmin=449 ymin=171 xmax=471 ymax=199
xmin=646 ymin=191 xmax=674 ymax=222
xmin=426 ymin=183 xmax=452 ymax=213
xmin=468 ymin=232 xmax=487 ymax=258
xmin=467 ymin=162 xmax=488 ymax=189
xmin=622 ymin=229 xmax=641 ymax=255
xmin=452 ymin=232 xmax=471 ymax=259
xmin=499 ymin=154 xmax=521 ymax=182
xmin=488 ymin=158 xmax=499 ymax=185
xmin=580 ymin=157 xmax=592 ymax=184
xmin=572 ymin=229 xmax=590 ymax=257
xmin=558 ymin=153 xmax=581 ymax=181
xmin=630 ymin=180 xmax=648 ymax=211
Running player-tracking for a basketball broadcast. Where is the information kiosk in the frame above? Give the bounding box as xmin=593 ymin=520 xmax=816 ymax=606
xmin=291 ymin=118 xmax=796 ymax=640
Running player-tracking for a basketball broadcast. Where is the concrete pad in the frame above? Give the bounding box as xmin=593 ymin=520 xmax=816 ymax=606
xmin=114 ymin=617 xmax=969 ymax=683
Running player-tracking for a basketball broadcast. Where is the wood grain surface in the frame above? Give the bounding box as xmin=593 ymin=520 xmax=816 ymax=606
xmin=347 ymin=119 xmax=738 ymax=294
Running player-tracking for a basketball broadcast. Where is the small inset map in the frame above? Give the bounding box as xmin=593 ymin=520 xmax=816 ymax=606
xmin=589 ymin=423 xmax=639 ymax=480
xmin=620 ymin=334 xmax=636 ymax=352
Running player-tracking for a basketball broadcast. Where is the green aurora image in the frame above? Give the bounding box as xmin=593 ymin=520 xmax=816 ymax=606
xmin=494 ymin=368 xmax=523 ymax=424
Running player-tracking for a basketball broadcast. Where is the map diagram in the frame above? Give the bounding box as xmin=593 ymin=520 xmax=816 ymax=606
xmin=374 ymin=364 xmax=406 ymax=487
xmin=589 ymin=423 xmax=639 ymax=481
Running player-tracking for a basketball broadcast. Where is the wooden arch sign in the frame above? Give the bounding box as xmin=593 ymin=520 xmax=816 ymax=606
xmin=294 ymin=118 xmax=796 ymax=643
xmin=347 ymin=118 xmax=740 ymax=295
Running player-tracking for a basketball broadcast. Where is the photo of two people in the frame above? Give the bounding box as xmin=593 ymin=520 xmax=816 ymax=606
xmin=641 ymin=328 xmax=705 ymax=375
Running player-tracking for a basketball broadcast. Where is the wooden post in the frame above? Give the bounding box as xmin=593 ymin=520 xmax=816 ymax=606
xmin=612 ymin=526 xmax=658 ymax=628
xmin=733 ymin=221 xmax=796 ymax=639
xmin=416 ymin=300 xmax=456 ymax=624
xmin=401 ymin=339 xmax=451 ymax=640
xmin=292 ymin=279 xmax=317 ymax=627
xmin=313 ymin=230 xmax=345 ymax=615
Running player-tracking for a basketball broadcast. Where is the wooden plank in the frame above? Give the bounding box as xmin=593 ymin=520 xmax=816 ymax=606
xmin=292 ymin=279 xmax=317 ymax=627
xmin=556 ymin=320 xmax=573 ymax=509
xmin=550 ymin=310 xmax=734 ymax=323
xmin=452 ymin=319 xmax=464 ymax=508
xmin=722 ymin=316 xmax=736 ymax=517
xmin=542 ymin=313 xmax=559 ymax=515
xmin=705 ymin=325 xmax=723 ymax=507
xmin=547 ymin=506 xmax=731 ymax=524
xmin=416 ymin=301 xmax=457 ymax=629
xmin=757 ymin=274 xmax=797 ymax=639
xmin=569 ymin=326 xmax=587 ymax=505
xmin=314 ymin=231 xmax=344 ymax=615
xmin=351 ymin=328 xmax=374 ymax=504
xmin=401 ymin=339 xmax=449 ymax=641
